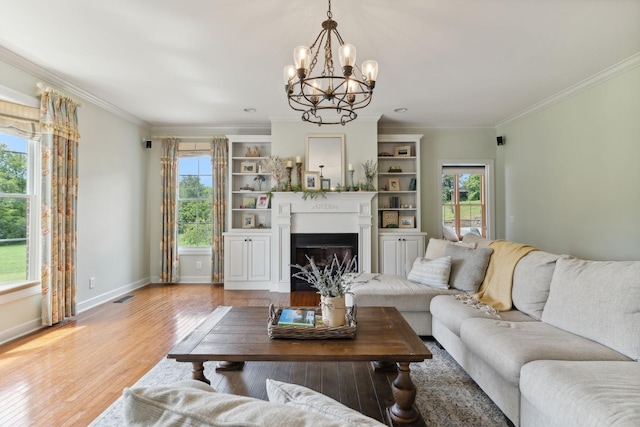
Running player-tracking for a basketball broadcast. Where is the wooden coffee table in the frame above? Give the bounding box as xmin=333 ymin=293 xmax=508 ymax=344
xmin=168 ymin=306 xmax=431 ymax=426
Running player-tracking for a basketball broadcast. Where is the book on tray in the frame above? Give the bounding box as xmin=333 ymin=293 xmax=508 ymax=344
xmin=277 ymin=308 xmax=316 ymax=327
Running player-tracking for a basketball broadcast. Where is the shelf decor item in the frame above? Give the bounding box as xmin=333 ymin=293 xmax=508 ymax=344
xmin=362 ymin=159 xmax=377 ymax=191
xmin=394 ymin=145 xmax=411 ymax=157
xmin=382 ymin=210 xmax=399 ymax=228
xmin=260 ymin=155 xmax=286 ymax=191
xmin=241 ymin=161 xmax=257 ymax=173
xmin=399 ymin=216 xmax=415 ymax=229
xmin=242 ymin=213 xmax=255 ymax=229
xmin=291 ymin=254 xmax=357 ymax=327
xmin=245 ymin=146 xmax=260 ymax=157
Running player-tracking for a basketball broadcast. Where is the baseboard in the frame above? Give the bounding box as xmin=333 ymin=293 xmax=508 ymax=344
xmin=0 ymin=318 xmax=42 ymax=346
xmin=76 ymin=277 xmax=150 ymax=314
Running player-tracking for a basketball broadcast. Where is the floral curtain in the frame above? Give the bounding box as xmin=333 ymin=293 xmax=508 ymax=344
xmin=40 ymin=90 xmax=80 ymax=326
xmin=159 ymin=138 xmax=180 ymax=283
xmin=211 ymin=137 xmax=228 ymax=284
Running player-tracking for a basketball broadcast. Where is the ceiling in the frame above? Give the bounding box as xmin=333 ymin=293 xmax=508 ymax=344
xmin=1 ymin=0 xmax=639 ymax=129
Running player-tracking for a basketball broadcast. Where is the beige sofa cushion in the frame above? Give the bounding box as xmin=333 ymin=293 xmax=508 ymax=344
xmin=431 ymin=295 xmax=536 ymax=337
xmin=123 ymin=379 xmax=349 ymax=426
xmin=511 ymin=250 xmax=560 ymax=320
xmin=266 ymin=379 xmax=385 ymax=426
xmin=521 ymin=360 xmax=640 ymax=427
xmin=460 ymin=319 xmax=631 ymax=386
xmin=349 ymin=274 xmax=457 ymax=312
xmin=542 ymin=257 xmax=640 ymax=361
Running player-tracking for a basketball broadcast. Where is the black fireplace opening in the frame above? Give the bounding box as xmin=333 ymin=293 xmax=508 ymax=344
xmin=290 ymin=233 xmax=359 ymax=292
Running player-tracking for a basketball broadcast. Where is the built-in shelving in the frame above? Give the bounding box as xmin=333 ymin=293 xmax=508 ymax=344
xmin=226 ymin=135 xmax=272 ymax=232
xmin=377 ymin=134 xmax=422 ymax=232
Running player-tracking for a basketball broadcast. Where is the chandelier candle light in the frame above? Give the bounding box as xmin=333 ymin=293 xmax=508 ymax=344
xmin=283 ymin=0 xmax=378 ymax=125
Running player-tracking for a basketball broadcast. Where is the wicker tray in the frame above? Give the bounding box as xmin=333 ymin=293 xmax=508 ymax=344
xmin=267 ymin=304 xmax=357 ymax=340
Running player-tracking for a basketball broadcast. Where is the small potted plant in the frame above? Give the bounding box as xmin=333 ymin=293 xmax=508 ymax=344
xmin=291 ymin=254 xmax=358 ymax=327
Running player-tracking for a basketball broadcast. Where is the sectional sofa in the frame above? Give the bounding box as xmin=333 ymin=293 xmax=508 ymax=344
xmin=351 ymin=235 xmax=640 ymax=427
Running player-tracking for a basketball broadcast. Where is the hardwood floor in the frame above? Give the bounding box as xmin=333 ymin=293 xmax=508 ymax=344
xmin=0 ymin=284 xmax=322 ymax=426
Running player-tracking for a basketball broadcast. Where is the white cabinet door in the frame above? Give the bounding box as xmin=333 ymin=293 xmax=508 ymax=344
xmin=224 ymin=233 xmax=271 ymax=288
xmin=403 ymin=235 xmax=424 ymax=264
xmin=224 ymin=235 xmax=248 ymax=281
xmin=247 ymin=235 xmax=270 ymax=282
xmin=379 ymin=235 xmax=402 ymax=275
xmin=378 ymin=233 xmax=425 ymax=275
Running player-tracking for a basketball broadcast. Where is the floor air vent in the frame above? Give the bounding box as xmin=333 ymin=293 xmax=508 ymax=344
xmin=114 ymin=295 xmax=134 ymax=303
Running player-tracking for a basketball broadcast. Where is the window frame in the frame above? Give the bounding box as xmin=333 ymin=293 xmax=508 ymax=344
xmin=437 ymin=159 xmax=494 ymax=240
xmin=176 ymin=150 xmax=213 ymax=253
xmin=0 ymin=134 xmax=40 ymax=292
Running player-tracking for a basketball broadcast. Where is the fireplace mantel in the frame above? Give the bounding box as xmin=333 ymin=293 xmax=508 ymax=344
xmin=271 ymin=192 xmax=376 ymax=293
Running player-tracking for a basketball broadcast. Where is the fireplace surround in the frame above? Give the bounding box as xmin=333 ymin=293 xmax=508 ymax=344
xmin=271 ymin=192 xmax=376 ymax=293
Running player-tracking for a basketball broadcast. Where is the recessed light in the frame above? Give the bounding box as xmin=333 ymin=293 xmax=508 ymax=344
xmin=243 ymin=108 xmax=257 ymax=113
xmin=394 ymin=107 xmax=408 ymax=113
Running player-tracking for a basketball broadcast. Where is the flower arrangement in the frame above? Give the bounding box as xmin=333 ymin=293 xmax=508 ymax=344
xmin=260 ymin=155 xmax=286 ymax=190
xmin=291 ymin=254 xmax=358 ymax=298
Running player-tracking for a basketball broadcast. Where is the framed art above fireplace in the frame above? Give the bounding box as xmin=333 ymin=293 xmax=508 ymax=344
xmin=305 ymin=134 xmax=345 ymax=188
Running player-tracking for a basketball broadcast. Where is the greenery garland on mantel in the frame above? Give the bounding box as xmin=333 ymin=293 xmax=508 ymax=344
xmin=266 ymin=185 xmax=374 ymax=200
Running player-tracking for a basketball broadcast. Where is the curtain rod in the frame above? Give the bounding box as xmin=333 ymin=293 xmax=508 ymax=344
xmin=151 ymin=136 xmax=222 ymax=140
xmin=36 ymin=82 xmax=83 ymax=106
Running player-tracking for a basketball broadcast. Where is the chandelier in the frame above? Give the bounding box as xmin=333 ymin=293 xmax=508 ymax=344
xmin=283 ymin=0 xmax=378 ymax=125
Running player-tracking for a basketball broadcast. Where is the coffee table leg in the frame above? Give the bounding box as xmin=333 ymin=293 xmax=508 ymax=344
xmin=387 ymin=362 xmax=422 ymax=425
xmin=191 ymin=362 xmax=210 ymax=384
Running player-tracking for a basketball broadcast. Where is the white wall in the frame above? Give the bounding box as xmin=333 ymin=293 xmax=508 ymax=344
xmin=496 ymin=65 xmax=640 ymax=260
xmin=0 ymin=58 xmax=151 ymax=343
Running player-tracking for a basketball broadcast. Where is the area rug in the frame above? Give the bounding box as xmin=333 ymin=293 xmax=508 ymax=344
xmin=90 ymin=340 xmax=508 ymax=426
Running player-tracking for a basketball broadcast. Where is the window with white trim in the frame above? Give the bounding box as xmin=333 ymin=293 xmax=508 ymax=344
xmin=0 ymin=133 xmax=38 ymax=285
xmin=440 ymin=162 xmax=493 ymax=240
xmin=177 ymin=144 xmax=212 ymax=248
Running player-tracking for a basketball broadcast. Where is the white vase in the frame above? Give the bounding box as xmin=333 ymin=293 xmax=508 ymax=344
xmin=321 ymin=296 xmax=346 ymax=327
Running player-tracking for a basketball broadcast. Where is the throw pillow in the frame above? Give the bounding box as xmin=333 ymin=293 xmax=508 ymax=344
xmin=266 ymin=379 xmax=386 ymax=427
xmin=424 ymin=237 xmax=476 ymax=260
xmin=444 ymin=245 xmax=493 ymax=292
xmin=123 ymin=380 xmax=346 ymax=427
xmin=442 ymin=225 xmax=460 ymax=242
xmin=461 ymin=233 xmax=492 ymax=248
xmin=406 ymin=256 xmax=452 ymax=289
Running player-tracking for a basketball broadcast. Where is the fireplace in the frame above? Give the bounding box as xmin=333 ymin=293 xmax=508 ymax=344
xmin=290 ymin=233 xmax=359 ymax=292
xmin=271 ymin=192 xmax=375 ymax=293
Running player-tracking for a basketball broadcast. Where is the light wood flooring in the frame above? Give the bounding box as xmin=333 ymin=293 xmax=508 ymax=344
xmin=0 ymin=284 xmax=324 ymax=426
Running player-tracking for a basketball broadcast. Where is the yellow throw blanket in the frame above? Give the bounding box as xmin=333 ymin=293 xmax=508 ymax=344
xmin=473 ymin=240 xmax=537 ymax=311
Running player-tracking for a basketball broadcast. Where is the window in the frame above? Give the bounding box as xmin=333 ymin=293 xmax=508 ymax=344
xmin=440 ymin=162 xmax=493 ymax=240
xmin=177 ymin=154 xmax=212 ymax=247
xmin=0 ymin=133 xmax=38 ymax=285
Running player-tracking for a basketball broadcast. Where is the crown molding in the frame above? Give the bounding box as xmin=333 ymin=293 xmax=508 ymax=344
xmin=151 ymin=124 xmax=271 ymax=136
xmin=0 ymin=46 xmax=150 ymax=127
xmin=496 ymin=52 xmax=640 ymax=129
xmin=379 ymin=123 xmax=496 ymax=132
